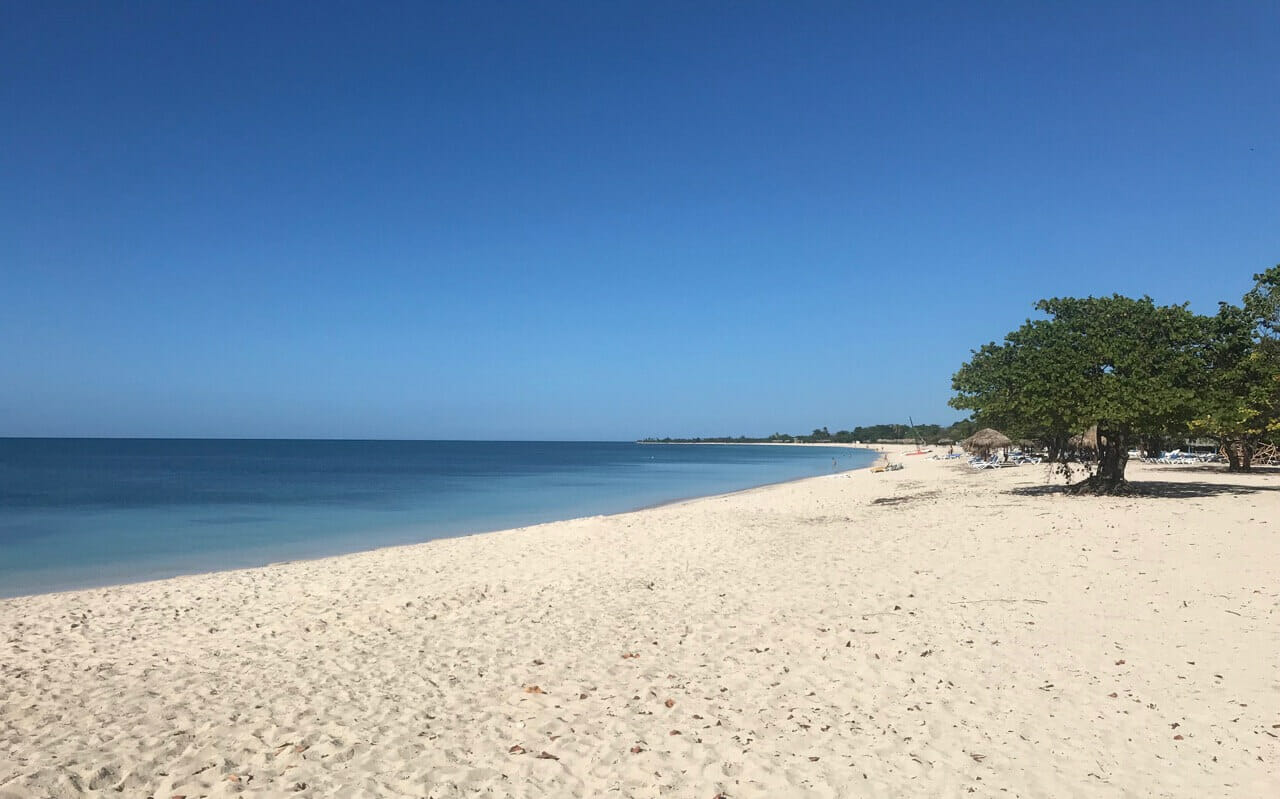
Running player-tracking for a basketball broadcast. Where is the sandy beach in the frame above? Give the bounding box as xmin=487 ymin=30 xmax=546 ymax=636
xmin=1 ymin=446 xmax=1276 ymax=798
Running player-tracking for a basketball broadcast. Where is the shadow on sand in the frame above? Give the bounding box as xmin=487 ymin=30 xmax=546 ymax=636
xmin=1143 ymin=464 xmax=1280 ymax=476
xmin=1009 ymin=479 xmax=1280 ymax=499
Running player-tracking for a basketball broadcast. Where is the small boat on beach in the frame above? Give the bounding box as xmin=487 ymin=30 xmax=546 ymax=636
xmin=903 ymin=416 xmax=932 ymax=455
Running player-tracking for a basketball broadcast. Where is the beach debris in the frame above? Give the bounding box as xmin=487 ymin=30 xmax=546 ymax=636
xmin=808 ymin=756 xmax=820 ymax=762
xmin=630 ymin=745 xmax=644 ymax=754
xmin=1108 ymin=692 xmax=1119 ymax=698
xmin=872 ymin=496 xmax=910 ymax=505
xmin=669 ymin=729 xmax=682 ymax=735
xmin=621 ymin=652 xmax=640 ymax=659
xmin=664 ymin=699 xmax=676 ymax=708
xmin=523 ymin=685 xmax=545 ymax=694
xmin=532 ymin=659 xmax=544 ymax=665
xmin=535 ymin=751 xmax=559 ymax=760
xmin=1173 ymin=734 xmax=1184 ymax=740
xmin=1115 ymin=659 xmax=1126 ymax=665
xmin=509 ymin=744 xmax=526 ymax=754
xmin=970 ymin=753 xmax=987 ymax=762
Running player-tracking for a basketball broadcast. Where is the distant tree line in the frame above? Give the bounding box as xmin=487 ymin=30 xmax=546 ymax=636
xmin=639 ymin=419 xmax=977 ymax=445
xmin=951 ymin=265 xmax=1280 ymax=493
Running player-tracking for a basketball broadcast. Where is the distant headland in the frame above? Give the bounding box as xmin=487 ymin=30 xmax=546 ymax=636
xmin=640 ymin=421 xmax=976 ymax=445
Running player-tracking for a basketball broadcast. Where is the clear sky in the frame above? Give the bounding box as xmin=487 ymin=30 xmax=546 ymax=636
xmin=2 ymin=2 xmax=1277 ymax=439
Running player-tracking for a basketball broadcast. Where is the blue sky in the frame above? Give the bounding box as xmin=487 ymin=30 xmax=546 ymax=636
xmin=2 ymin=2 xmax=1277 ymax=439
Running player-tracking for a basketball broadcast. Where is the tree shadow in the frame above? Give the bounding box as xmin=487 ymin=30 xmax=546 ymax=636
xmin=1009 ymin=479 xmax=1280 ymax=499
xmin=1143 ymin=464 xmax=1280 ymax=476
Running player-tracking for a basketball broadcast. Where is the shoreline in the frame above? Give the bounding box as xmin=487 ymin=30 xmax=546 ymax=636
xmin=637 ymin=440 xmax=876 ymax=447
xmin=2 ymin=447 xmax=1276 ymax=797
xmin=0 ymin=445 xmax=879 ymax=602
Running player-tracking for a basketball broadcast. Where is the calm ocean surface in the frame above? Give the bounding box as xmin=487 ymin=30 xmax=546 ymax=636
xmin=0 ymin=439 xmax=876 ymax=597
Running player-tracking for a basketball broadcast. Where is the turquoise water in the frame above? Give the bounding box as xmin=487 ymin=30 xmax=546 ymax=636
xmin=0 ymin=439 xmax=876 ymax=597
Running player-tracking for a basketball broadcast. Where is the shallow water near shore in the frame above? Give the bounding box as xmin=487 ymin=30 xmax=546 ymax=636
xmin=0 ymin=439 xmax=875 ymax=597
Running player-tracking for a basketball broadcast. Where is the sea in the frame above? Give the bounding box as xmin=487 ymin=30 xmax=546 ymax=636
xmin=0 ymin=439 xmax=877 ymax=598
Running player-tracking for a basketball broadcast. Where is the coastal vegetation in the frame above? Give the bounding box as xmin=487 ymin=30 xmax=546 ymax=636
xmin=644 ymin=267 xmax=1279 ymax=495
xmin=640 ymin=420 xmax=976 ymax=446
xmin=951 ymin=266 xmax=1280 ymax=494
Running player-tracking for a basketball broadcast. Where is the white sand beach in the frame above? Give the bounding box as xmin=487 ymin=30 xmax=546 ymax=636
xmin=1 ymin=447 xmax=1277 ymax=798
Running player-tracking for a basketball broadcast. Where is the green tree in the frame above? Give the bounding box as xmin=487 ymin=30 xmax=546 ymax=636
xmin=1244 ymin=264 xmax=1280 ymax=339
xmin=944 ymin=418 xmax=978 ymax=441
xmin=1246 ymin=265 xmax=1280 ymax=449
xmin=950 ymin=295 xmax=1210 ymax=494
xmin=1194 ymin=305 xmax=1267 ymax=469
xmin=1196 ymin=266 xmax=1280 ymax=469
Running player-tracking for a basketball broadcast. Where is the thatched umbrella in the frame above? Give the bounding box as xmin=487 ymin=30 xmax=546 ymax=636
xmin=962 ymin=428 xmax=1012 ymax=457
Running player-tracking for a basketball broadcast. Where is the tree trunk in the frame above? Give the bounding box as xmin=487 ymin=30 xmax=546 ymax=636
xmin=1225 ymin=443 xmax=1242 ymax=471
xmin=1225 ymin=438 xmax=1256 ymax=472
xmin=1045 ymin=434 xmax=1065 ymax=463
xmin=1068 ymin=428 xmax=1132 ymax=495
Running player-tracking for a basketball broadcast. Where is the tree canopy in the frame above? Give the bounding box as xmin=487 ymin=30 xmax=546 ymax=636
xmin=1194 ymin=266 xmax=1280 ymax=468
xmin=951 ymin=267 xmax=1280 ymax=491
xmin=951 ymin=295 xmax=1211 ymax=493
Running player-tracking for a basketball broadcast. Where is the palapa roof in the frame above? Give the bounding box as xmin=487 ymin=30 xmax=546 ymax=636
xmin=963 ymin=428 xmax=1012 ymax=450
